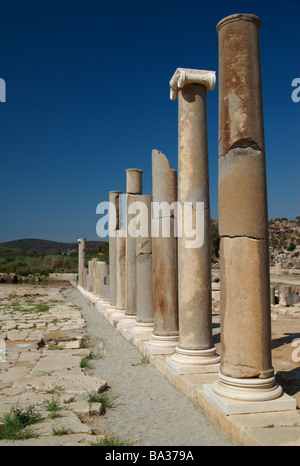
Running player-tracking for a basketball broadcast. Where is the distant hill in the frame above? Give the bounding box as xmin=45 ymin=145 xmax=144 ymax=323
xmin=0 ymin=238 xmax=102 ymax=254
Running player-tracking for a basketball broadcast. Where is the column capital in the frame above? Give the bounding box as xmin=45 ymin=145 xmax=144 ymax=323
xmin=169 ymin=68 xmax=216 ymax=100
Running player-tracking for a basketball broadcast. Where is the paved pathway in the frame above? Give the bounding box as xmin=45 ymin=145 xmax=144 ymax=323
xmin=63 ymin=286 xmax=232 ymax=446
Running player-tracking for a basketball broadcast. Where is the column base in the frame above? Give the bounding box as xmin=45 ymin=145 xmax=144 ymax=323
xmin=166 ymin=347 xmax=220 ymax=374
xmin=117 ymin=314 xmax=137 ymax=330
xmin=105 ymin=308 xmax=125 ymax=325
xmin=203 ymin=372 xmax=297 ymax=415
xmin=105 ymin=305 xmax=117 ymax=311
xmin=144 ymin=334 xmax=179 ymax=355
xmin=129 ymin=322 xmax=154 ymax=339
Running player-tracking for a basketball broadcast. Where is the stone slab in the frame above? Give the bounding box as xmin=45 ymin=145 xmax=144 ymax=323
xmin=203 ymin=383 xmax=297 ymax=415
xmin=144 ymin=341 xmax=177 ymax=356
xmin=166 ymin=356 xmax=220 ymax=375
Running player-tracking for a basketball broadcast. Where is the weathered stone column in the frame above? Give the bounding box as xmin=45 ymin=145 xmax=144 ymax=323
xmin=204 ymin=14 xmax=293 ymax=412
xmin=108 ymin=191 xmax=122 ymax=307
xmin=166 ymin=69 xmax=220 ymax=374
xmin=279 ymin=285 xmax=292 ymax=306
xmin=116 ymin=231 xmax=126 ymax=310
xmin=91 ymin=257 xmax=98 ymax=293
xmin=82 ymin=267 xmax=88 ymax=290
xmin=145 ymin=150 xmax=179 ymax=355
xmin=95 ymin=261 xmax=101 ymax=296
xmin=131 ymin=194 xmax=154 ymax=338
xmin=87 ymin=260 xmax=92 ymax=291
xmin=99 ymin=261 xmax=110 ymax=301
xmin=78 ymin=238 xmax=86 ymax=287
xmin=119 ymin=169 xmax=143 ymax=328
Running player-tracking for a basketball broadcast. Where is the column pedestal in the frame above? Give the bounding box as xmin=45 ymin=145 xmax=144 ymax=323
xmin=145 ymin=334 xmax=178 ymax=356
xmin=203 ymin=373 xmax=296 ymax=415
xmin=167 ymin=347 xmax=220 ymax=375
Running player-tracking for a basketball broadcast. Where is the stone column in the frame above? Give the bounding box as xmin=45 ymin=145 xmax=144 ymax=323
xmin=87 ymin=260 xmax=92 ymax=291
xmin=82 ymin=267 xmax=88 ymax=290
xmin=99 ymin=261 xmax=110 ymax=302
xmin=166 ymin=69 xmax=220 ymax=374
xmin=116 ymin=231 xmax=126 ymax=310
xmin=119 ymin=169 xmax=143 ymax=328
xmin=204 ymin=14 xmax=289 ymax=411
xmin=108 ymin=191 xmax=122 ymax=307
xmin=91 ymin=257 xmax=98 ymax=293
xmin=95 ymin=261 xmax=101 ymax=296
xmin=145 ymin=150 xmax=179 ymax=355
xmin=270 ymin=286 xmax=276 ymax=305
xmin=131 ymin=194 xmax=154 ymax=339
xmin=78 ymin=238 xmax=86 ymax=287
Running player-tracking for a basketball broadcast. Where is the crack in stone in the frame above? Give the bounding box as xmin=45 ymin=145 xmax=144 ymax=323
xmin=219 ymin=138 xmax=264 ymax=158
xmin=221 ymin=234 xmax=268 ymax=240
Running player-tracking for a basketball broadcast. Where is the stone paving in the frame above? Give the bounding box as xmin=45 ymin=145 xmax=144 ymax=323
xmin=0 ymin=282 xmax=107 ymax=446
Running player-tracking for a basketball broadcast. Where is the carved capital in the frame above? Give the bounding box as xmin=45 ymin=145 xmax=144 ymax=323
xmin=169 ymin=68 xmax=216 ymax=100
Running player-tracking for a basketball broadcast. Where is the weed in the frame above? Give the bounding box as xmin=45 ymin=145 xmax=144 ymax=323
xmin=80 ymin=357 xmax=93 ymax=369
xmin=45 ymin=398 xmax=63 ymax=419
xmin=131 ymin=355 xmax=149 ymax=366
xmin=80 ymin=351 xmax=102 ymax=369
xmin=0 ymin=404 xmax=42 ymax=440
xmin=45 ymin=385 xmax=64 ymax=395
xmin=90 ymin=435 xmax=135 ymax=446
xmin=87 ymin=392 xmax=118 ymax=409
xmin=35 ymin=303 xmax=50 ymax=312
xmin=52 ymin=426 xmax=72 ymax=436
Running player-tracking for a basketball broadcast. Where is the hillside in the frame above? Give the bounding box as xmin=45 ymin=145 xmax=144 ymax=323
xmin=0 ymin=238 xmax=102 ymax=254
xmin=269 ymin=218 xmax=300 ymax=269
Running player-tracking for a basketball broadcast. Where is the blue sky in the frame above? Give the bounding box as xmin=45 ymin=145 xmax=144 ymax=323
xmin=0 ymin=0 xmax=299 ymax=242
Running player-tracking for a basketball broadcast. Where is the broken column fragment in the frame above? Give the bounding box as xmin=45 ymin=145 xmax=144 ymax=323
xmin=145 ymin=150 xmax=179 ymax=355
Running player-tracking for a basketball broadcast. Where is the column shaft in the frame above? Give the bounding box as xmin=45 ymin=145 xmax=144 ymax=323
xmin=136 ymin=194 xmax=153 ymax=324
xmin=177 ymin=83 xmax=213 ymax=351
xmin=206 ymin=14 xmax=285 ymax=406
xmin=166 ymin=68 xmax=219 ymax=371
xmin=109 ymin=191 xmax=122 ymax=306
xmin=116 ymin=231 xmax=126 ymax=310
xmin=217 ymin=14 xmax=273 ymax=380
xmin=78 ymin=238 xmax=86 ymax=287
xmin=125 ymin=169 xmax=143 ymax=318
xmin=145 ymin=150 xmax=179 ymax=355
